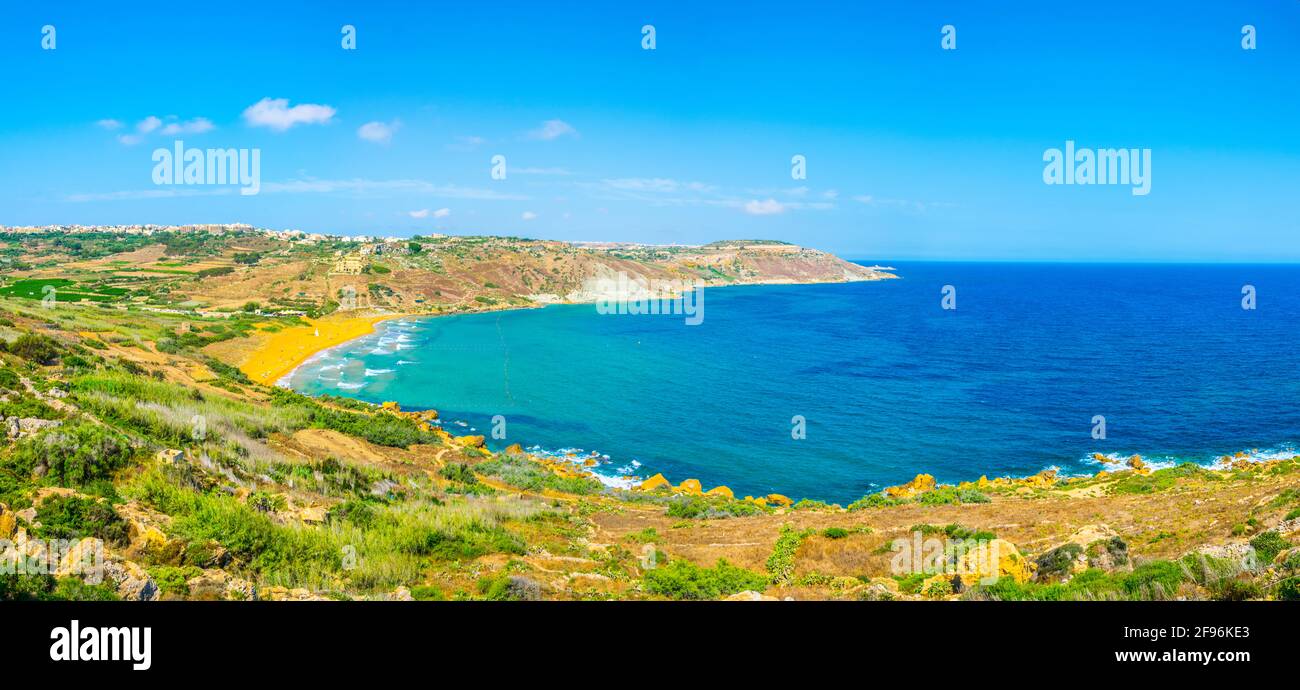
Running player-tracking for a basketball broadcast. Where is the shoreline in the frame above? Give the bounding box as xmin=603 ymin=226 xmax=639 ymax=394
xmin=238 ymin=312 xmax=412 ymax=385
xmin=245 ymin=271 xmax=896 ymax=389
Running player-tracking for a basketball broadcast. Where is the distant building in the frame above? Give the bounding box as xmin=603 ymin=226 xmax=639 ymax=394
xmin=332 ymin=256 xmax=365 ymax=275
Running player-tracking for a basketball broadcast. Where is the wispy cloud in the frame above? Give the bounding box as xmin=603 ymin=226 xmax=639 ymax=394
xmin=358 ymin=120 xmax=400 ymax=144
xmin=407 ymin=207 xmax=450 ymax=219
xmin=160 ymin=117 xmax=214 ymax=135
xmin=744 ymin=199 xmax=785 ymax=215
xmin=243 ymin=97 xmax=336 ymax=131
xmin=526 ymin=119 xmax=577 ymax=141
xmin=113 ymin=115 xmax=212 ymax=145
xmin=521 ymin=211 xmax=538 ymax=220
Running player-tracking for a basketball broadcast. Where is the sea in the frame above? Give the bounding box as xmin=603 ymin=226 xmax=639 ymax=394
xmin=283 ymin=262 xmax=1300 ymax=504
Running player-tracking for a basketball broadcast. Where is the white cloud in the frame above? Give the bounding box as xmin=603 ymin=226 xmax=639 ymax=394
xmin=408 ymin=209 xmax=430 ymax=218
xmin=358 ymin=120 xmax=400 ymax=144
xmin=433 ymin=207 xmax=451 ymax=218
xmin=242 ymin=97 xmax=336 ymax=131
xmin=744 ymin=199 xmax=785 ymax=215
xmin=95 ymin=119 xmax=123 ymax=130
xmin=521 ymin=211 xmax=538 ymax=220
xmin=408 ymin=208 xmax=449 ymax=219
xmin=527 ymin=119 xmax=577 ymax=141
xmin=136 ymin=116 xmax=162 ymax=134
xmin=160 ymin=117 xmax=214 ymax=135
xmin=116 ymin=134 xmax=142 ymax=146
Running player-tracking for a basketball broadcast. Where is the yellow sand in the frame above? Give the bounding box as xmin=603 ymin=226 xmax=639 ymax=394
xmin=241 ymin=313 xmax=407 ymax=385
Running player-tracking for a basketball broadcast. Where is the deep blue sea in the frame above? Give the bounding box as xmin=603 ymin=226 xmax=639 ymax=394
xmin=285 ymin=263 xmax=1300 ymax=504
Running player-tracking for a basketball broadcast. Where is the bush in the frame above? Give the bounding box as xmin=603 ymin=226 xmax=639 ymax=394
xmin=847 ymin=493 xmax=903 ymax=510
xmin=1277 ymin=576 xmax=1300 ymax=601
xmin=34 ymin=495 xmax=129 ymax=546
xmin=1250 ymin=531 xmax=1290 ymax=566
xmin=642 ymin=558 xmax=768 ymax=600
xmin=4 ymin=422 xmax=135 ymax=487
xmin=665 ymin=496 xmax=762 ymax=519
xmin=5 ymin=333 xmax=60 ymax=365
xmin=475 ymin=454 xmax=603 ymax=495
xmin=822 ymin=527 xmax=850 ymax=539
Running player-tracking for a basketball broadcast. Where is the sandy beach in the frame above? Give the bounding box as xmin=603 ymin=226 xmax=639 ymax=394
xmin=234 ymin=313 xmax=409 ymax=385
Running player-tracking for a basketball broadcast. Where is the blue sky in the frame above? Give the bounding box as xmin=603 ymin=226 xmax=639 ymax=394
xmin=1 ymin=1 xmax=1297 ymax=261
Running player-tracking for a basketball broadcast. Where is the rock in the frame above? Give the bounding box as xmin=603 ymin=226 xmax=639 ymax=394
xmin=705 ymin=485 xmax=735 ymax=500
xmin=1127 ymin=455 xmax=1146 ymax=470
xmin=504 ymin=443 xmax=524 ymax=455
xmin=103 ymin=559 xmax=160 ymax=601
xmin=676 ymin=478 xmax=704 ymax=495
xmin=1092 ymin=453 xmax=1117 ymax=464
xmin=0 ymin=504 xmax=15 ymax=540
xmin=1085 ymin=536 xmax=1129 ymax=570
xmin=114 ymin=501 xmax=172 ymax=554
xmin=381 ymin=401 xmax=401 ymax=412
xmin=392 ymin=586 xmax=414 ymax=601
xmin=455 ymin=434 xmax=486 ymax=448
xmin=725 ymin=590 xmax=778 ymax=601
xmin=638 ymin=473 xmax=671 ymax=491
xmin=765 ymin=493 xmax=793 ymax=507
xmin=1017 ymin=469 xmax=1058 ymax=489
xmin=299 ymin=506 xmax=328 ymax=524
xmin=884 ymin=474 xmax=936 ymax=499
xmin=956 ymin=539 xmax=1033 ymax=585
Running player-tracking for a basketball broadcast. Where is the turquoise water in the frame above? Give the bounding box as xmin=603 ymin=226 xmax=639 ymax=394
xmin=285 ymin=262 xmax=1300 ymax=504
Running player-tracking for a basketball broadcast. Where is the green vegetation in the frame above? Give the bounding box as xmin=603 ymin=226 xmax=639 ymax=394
xmin=641 ymin=558 xmax=768 ymax=600
xmin=766 ymin=524 xmax=814 ymax=585
xmin=34 ymin=494 xmax=129 ymax=545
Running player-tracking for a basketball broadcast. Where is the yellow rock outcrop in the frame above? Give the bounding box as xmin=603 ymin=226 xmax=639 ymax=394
xmin=639 ymin=473 xmax=671 ymax=491
xmin=706 ymin=485 xmax=735 ymax=500
xmin=884 ymin=474 xmax=936 ymax=499
xmin=677 ymin=479 xmax=703 ymax=495
xmin=765 ymin=493 xmax=793 ymax=507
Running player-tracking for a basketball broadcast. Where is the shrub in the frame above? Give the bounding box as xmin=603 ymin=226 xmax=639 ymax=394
xmin=1277 ymin=576 xmax=1300 ymax=601
xmin=4 ymin=422 xmax=135 ymax=487
xmin=150 ymin=565 xmax=202 ymax=596
xmin=34 ymin=495 xmax=129 ymax=546
xmin=1250 ymin=531 xmax=1290 ymax=566
xmin=822 ymin=527 xmax=850 ymax=539
xmin=847 ymin=493 xmax=903 ymax=511
xmin=641 ymin=558 xmax=768 ymax=600
xmin=5 ymin=333 xmax=61 ymax=365
xmin=766 ymin=524 xmax=813 ymax=585
xmin=665 ymin=496 xmax=762 ymax=519
xmin=410 ymin=585 xmax=445 ymax=601
xmin=475 ymin=454 xmax=603 ymax=495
